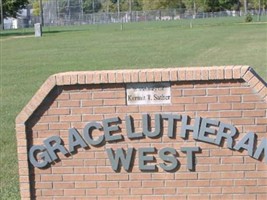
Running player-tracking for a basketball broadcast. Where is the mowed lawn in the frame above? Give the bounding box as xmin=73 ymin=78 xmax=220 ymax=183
xmin=0 ymin=16 xmax=267 ymax=199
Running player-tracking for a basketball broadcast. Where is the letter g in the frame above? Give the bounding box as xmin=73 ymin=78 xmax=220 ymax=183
xmin=29 ymin=145 xmax=51 ymax=168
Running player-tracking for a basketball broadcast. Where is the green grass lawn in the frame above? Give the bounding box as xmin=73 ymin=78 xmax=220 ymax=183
xmin=0 ymin=16 xmax=267 ymax=199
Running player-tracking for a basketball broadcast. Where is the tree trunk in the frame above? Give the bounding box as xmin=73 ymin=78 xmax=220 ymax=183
xmin=244 ymin=0 xmax=247 ymax=14
xmin=0 ymin=0 xmax=4 ymax=30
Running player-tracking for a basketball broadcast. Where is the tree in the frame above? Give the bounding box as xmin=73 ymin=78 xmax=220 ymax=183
xmin=83 ymin=0 xmax=102 ymax=14
xmin=142 ymin=0 xmax=184 ymax=10
xmin=1 ymin=0 xmax=29 ymax=19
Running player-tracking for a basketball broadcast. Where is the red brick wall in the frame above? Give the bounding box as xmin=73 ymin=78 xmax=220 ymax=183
xmin=16 ymin=66 xmax=267 ymax=200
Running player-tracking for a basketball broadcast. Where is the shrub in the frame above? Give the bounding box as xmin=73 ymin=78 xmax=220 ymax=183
xmin=245 ymin=13 xmax=253 ymax=23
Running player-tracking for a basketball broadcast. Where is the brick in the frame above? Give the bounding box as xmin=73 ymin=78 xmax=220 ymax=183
xmin=207 ymin=88 xmax=230 ymax=96
xmin=48 ymin=108 xmax=70 ymax=115
xmin=116 ymin=106 xmax=139 ymax=113
xmin=197 ymin=157 xmax=220 ymax=165
xmin=98 ymin=196 xmax=119 ymax=200
xmin=70 ymin=93 xmax=91 ymax=100
xmin=246 ymin=186 xmax=267 ymax=193
xmin=209 ymin=67 xmax=218 ymax=80
xmin=210 ymin=194 xmax=234 ymax=200
xmin=130 ymin=173 xmax=151 ymax=180
xmin=199 ymin=187 xmax=221 ymax=194
xmin=74 ymin=167 xmax=96 ymax=174
xmin=54 ymin=197 xmax=75 ymax=200
xmin=231 ymin=118 xmax=254 ymax=125
xmin=178 ymin=68 xmax=186 ymax=80
xmin=233 ymin=66 xmax=242 ymax=79
xmin=84 ymin=174 xmax=106 ymax=181
xmin=58 ymin=100 xmax=80 ymax=107
xmin=71 ymin=107 xmax=93 ymax=114
xmin=187 ymin=180 xmax=210 ymax=187
xmin=210 ymin=164 xmax=233 ymax=171
xmin=104 ymin=99 xmax=125 ymax=106
xmin=41 ymin=175 xmax=62 ymax=182
xmin=139 ymin=105 xmax=161 ymax=112
xmin=194 ymin=96 xmax=217 ymax=103
xmin=232 ymin=194 xmax=257 ymax=200
xmin=198 ymin=172 xmax=221 ymax=179
xmin=60 ymin=115 xmax=81 ymax=122
xmin=52 ymin=167 xmax=73 ymax=174
xmin=120 ymin=181 xmax=141 ymax=188
xmin=221 ymin=172 xmax=244 ymax=179
xmin=165 ymin=180 xmax=185 ymax=187
xmin=93 ymin=92 xmax=115 ymax=99
xmin=194 ymin=68 xmax=202 ymax=80
xmin=231 ymin=87 xmax=252 ymax=95
xmin=107 ymin=174 xmax=128 ymax=181
xmin=183 ymin=89 xmax=206 ymax=96
xmin=209 ymin=103 xmax=231 ymax=110
xmin=172 ymin=97 xmax=194 ymax=104
xmin=40 ymin=116 xmax=59 ymax=123
xmin=235 ymin=179 xmax=257 ymax=186
xmin=53 ymin=182 xmax=74 ymax=189
xmin=35 ymin=182 xmax=52 ymax=189
xmin=243 ymin=95 xmax=262 ymax=102
xmin=75 ymin=181 xmax=96 ymax=188
xmin=186 ymin=69 xmax=194 ymax=80
xmin=243 ymin=110 xmax=266 ymax=117
xmin=147 ymin=70 xmax=154 ymax=82
xmin=219 ymin=96 xmax=241 ymax=103
xmin=223 ymin=186 xmax=244 ymax=194
xmin=245 ymin=171 xmax=267 ymax=178
xmin=108 ymin=188 xmax=129 ymax=195
xmin=57 ymin=93 xmax=70 ymax=100
xmin=142 ymin=196 xmax=164 ymax=200
xmin=170 ymin=69 xmax=178 ymax=81
xmin=201 ymin=68 xmax=209 ymax=80
xmin=42 ymin=189 xmax=64 ymax=196
xmin=248 ymin=76 xmax=260 ymax=88
xmin=94 ymin=107 xmax=115 ymax=114
xmin=154 ymin=188 xmax=176 ymax=195
xmin=82 ymin=100 xmax=103 ymax=107
xmin=131 ymin=71 xmax=139 ymax=82
xmin=98 ymin=181 xmax=119 ymax=188
xmin=64 ymin=189 xmax=86 ymax=196
xmin=220 ymin=111 xmax=242 ymax=118
xmin=162 ymin=105 xmax=184 ymax=112
xmin=162 ymin=69 xmax=171 ymax=81
xmin=63 ymin=175 xmax=84 ymax=181
xmin=49 ymin=122 xmax=70 ymax=130
xmin=139 ymin=71 xmax=147 ymax=82
xmin=177 ymin=187 xmax=199 ymax=194
xmin=175 ymin=173 xmax=197 ymax=180
xmin=142 ymin=181 xmax=164 ymax=188
xmin=233 ymin=103 xmax=255 ymax=110
xmin=131 ymin=188 xmax=152 ymax=195
xmin=210 ymin=180 xmax=233 ymax=186
xmin=185 ymin=104 xmax=208 ymax=111
xmin=187 ymin=195 xmax=210 ymax=200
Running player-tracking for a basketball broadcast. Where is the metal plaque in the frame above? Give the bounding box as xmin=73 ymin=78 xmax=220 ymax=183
xmin=126 ymin=83 xmax=171 ymax=105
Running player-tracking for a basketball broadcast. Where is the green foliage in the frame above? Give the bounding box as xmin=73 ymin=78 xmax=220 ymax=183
xmin=83 ymin=0 xmax=102 ymax=14
xmin=32 ymin=1 xmax=40 ymax=16
xmin=245 ymin=12 xmax=253 ymax=22
xmin=102 ymin=0 xmax=142 ymax=12
xmin=1 ymin=0 xmax=29 ymax=19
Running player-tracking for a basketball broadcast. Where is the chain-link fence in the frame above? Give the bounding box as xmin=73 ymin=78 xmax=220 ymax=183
xmin=28 ymin=8 xmax=266 ymax=27
xmin=30 ymin=10 xmax=265 ymax=27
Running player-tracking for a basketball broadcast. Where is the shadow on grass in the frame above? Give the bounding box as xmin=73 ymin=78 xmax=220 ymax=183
xmin=0 ymin=28 xmax=88 ymax=38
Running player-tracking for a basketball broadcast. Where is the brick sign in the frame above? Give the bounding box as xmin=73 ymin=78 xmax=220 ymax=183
xmin=16 ymin=66 xmax=266 ymax=200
